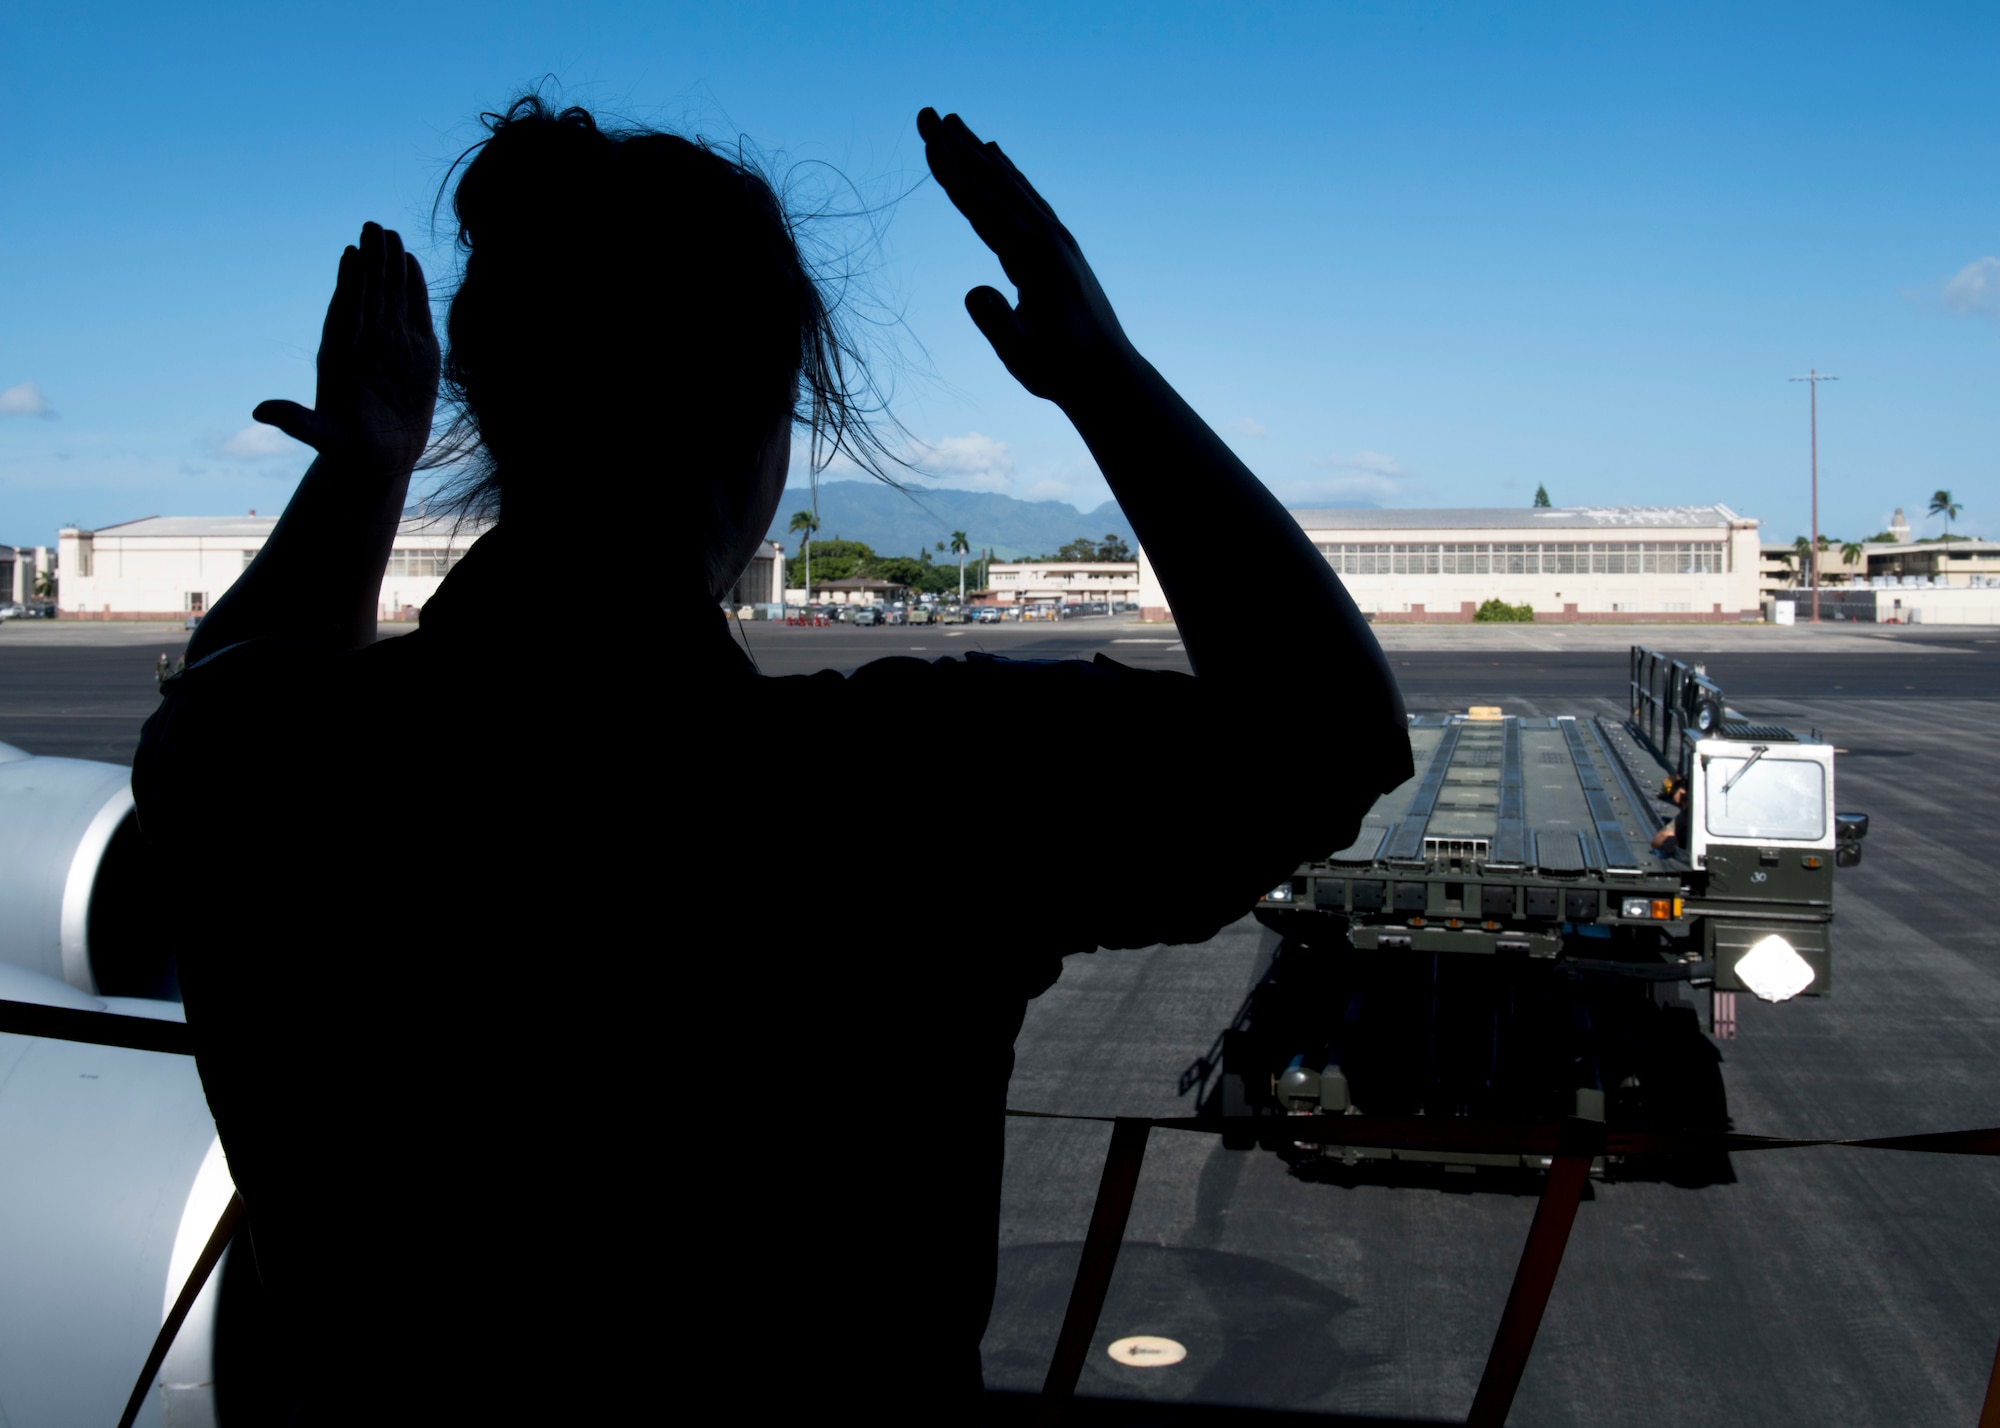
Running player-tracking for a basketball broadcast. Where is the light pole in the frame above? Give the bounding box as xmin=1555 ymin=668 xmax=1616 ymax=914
xmin=1789 ymin=369 xmax=1838 ymax=624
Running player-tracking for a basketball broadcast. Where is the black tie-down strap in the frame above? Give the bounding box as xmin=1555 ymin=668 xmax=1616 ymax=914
xmin=3 ymin=999 xmax=1998 ymax=1426
xmin=1008 ymin=1109 xmax=2000 ymax=1428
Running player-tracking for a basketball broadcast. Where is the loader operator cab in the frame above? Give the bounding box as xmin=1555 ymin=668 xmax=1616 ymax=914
xmin=1684 ymin=733 xmax=1836 ymax=866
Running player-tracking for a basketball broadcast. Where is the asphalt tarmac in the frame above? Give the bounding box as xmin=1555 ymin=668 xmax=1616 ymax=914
xmin=4 ymin=618 xmax=1999 ymax=1424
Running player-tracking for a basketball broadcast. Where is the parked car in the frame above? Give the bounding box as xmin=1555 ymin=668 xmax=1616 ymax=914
xmin=973 ymin=607 xmax=1005 ymax=624
xmin=0 ymin=603 xmax=24 ymax=621
xmin=850 ymin=606 xmax=885 ymax=627
xmin=937 ymin=607 xmax=968 ymax=625
xmin=907 ymin=606 xmax=937 ymax=626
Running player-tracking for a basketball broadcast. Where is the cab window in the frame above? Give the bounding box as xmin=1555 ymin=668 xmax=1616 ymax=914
xmin=1703 ymin=757 xmax=1826 ymax=842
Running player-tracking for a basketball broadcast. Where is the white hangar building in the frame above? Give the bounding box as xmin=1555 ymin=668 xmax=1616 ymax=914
xmin=57 ymin=515 xmax=488 ymax=621
xmin=1137 ymin=505 xmax=1762 ymax=623
xmin=56 ymin=515 xmax=787 ymax=621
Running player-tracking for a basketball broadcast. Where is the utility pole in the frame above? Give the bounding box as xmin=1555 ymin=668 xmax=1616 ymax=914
xmin=1789 ymin=369 xmax=1838 ymax=624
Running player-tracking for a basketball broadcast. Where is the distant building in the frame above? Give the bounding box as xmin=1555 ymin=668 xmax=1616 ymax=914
xmin=57 ymin=516 xmax=789 ymax=621
xmin=980 ymin=560 xmax=1139 ymax=610
xmin=56 ymin=514 xmax=494 ymax=621
xmin=1138 ymin=506 xmax=1763 ymax=623
xmin=724 ymin=542 xmax=785 ymax=609
xmin=1759 ymin=534 xmax=2000 ymax=600
xmin=0 ymin=545 xmax=50 ymax=606
xmin=803 ymin=575 xmax=908 ymax=605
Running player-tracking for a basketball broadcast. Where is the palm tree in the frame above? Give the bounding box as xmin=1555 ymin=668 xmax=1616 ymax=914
xmin=949 ymin=530 xmax=971 ymax=604
xmin=1929 ymin=489 xmax=1962 ymax=541
xmin=32 ymin=567 xmax=54 ymax=601
xmin=1840 ymin=540 xmax=1865 ymax=584
xmin=788 ymin=509 xmax=820 ymax=604
xmin=1792 ymin=534 xmax=1815 ymax=589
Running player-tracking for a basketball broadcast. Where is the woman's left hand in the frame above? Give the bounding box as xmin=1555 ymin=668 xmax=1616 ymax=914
xmin=252 ymin=222 xmax=440 ymax=475
xmin=919 ymin=108 xmax=1136 ymax=409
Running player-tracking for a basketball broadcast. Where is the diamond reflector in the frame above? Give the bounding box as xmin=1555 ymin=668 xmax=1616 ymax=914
xmin=1736 ymin=933 xmax=1816 ymax=1002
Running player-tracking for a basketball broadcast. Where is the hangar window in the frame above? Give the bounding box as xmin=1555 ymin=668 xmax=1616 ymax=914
xmin=1314 ymin=538 xmax=1721 ymax=576
xmin=386 ymin=549 xmax=462 ymax=578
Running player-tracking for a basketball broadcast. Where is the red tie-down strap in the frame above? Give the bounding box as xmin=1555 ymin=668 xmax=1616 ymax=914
xmin=1 ymin=1000 xmax=1994 ymax=1428
xmin=1011 ymin=1109 xmax=2000 ymax=1428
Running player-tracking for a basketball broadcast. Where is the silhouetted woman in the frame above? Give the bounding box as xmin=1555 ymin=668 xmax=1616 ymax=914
xmin=136 ymin=99 xmax=1410 ymax=1421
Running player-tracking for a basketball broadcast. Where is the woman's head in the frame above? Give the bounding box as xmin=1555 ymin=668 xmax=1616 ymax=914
xmin=433 ymin=96 xmax=876 ymax=596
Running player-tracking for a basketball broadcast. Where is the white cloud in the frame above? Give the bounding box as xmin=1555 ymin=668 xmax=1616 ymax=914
xmin=217 ymin=424 xmax=303 ymax=460
xmin=0 ymin=382 xmax=55 ymax=418
xmin=1283 ymin=472 xmax=1407 ymax=506
xmin=1228 ymin=418 xmax=1267 ymax=438
xmin=904 ymin=431 xmax=1016 ymax=492
xmin=1326 ymin=449 xmax=1407 ymax=478
xmin=1944 ymin=257 xmax=2000 ymax=320
xmin=1269 ymin=448 xmax=1415 ymax=507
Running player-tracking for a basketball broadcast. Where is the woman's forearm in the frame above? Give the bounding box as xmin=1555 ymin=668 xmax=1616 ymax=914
xmin=1062 ymin=353 xmax=1404 ymax=733
xmin=186 ymin=455 xmax=410 ymax=661
xmin=189 ymin=224 xmax=438 ymax=663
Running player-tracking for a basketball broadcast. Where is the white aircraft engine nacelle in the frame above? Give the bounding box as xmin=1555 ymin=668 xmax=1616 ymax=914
xmin=0 ymin=742 xmax=175 ymax=997
xmin=0 ymin=961 xmax=255 ymax=1428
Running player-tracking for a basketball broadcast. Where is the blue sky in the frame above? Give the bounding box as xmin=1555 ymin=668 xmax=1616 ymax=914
xmin=2 ymin=1 xmax=1994 ymax=551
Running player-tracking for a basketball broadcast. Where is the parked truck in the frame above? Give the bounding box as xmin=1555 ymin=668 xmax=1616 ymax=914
xmin=1222 ymin=646 xmax=1868 ymax=1174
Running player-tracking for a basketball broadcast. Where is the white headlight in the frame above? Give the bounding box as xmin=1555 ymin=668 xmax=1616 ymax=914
xmin=1620 ymin=897 xmax=1650 ymax=919
xmin=1265 ymin=884 xmax=1292 ymax=902
xmin=1735 ymin=933 xmax=1816 ymax=1002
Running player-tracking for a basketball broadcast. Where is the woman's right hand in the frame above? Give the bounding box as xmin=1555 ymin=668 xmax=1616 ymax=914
xmin=919 ymin=108 xmax=1137 ymax=408
xmin=252 ymin=222 xmax=440 ymax=477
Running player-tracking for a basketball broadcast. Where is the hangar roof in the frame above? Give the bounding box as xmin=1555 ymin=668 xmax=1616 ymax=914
xmin=74 ymin=514 xmax=486 ymax=541
xmin=84 ymin=515 xmax=274 ymax=538
xmin=1288 ymin=505 xmax=1745 ymax=531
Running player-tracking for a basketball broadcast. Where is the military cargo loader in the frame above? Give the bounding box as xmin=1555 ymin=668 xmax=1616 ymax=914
xmin=1221 ymin=646 xmax=1869 ymax=1176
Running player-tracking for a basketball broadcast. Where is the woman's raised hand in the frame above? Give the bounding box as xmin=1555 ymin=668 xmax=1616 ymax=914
xmin=253 ymin=222 xmax=440 ymax=475
xmin=919 ymin=109 xmax=1136 ymax=407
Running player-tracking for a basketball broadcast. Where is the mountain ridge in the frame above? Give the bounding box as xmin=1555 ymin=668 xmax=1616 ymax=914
xmin=763 ymin=482 xmax=1138 ymax=561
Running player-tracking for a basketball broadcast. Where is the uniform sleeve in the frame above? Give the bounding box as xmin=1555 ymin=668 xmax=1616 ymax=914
xmin=777 ymin=650 xmax=1409 ymax=958
xmin=133 ymin=636 xmax=416 ymax=867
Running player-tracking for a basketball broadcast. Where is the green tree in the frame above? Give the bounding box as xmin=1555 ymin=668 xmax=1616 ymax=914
xmin=949 ymin=530 xmax=971 ymax=603
xmin=1839 ymin=540 xmax=1865 ymax=583
xmin=1533 ymin=484 xmax=1552 ymax=508
xmin=868 ymin=553 xmax=958 ymax=597
xmin=1474 ymin=598 xmax=1535 ymax=623
xmin=787 ymin=509 xmax=820 ymax=599
xmin=1052 ymin=537 xmax=1101 ymax=562
xmin=32 ymin=567 xmax=54 ymax=601
xmin=1929 ymin=489 xmax=1962 ymax=540
xmin=1098 ymin=533 xmax=1132 ymax=561
xmin=786 ymin=538 xmax=875 ymax=588
xmin=1792 ymin=534 xmax=1815 ymax=588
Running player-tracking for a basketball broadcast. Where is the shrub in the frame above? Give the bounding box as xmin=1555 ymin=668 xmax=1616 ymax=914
xmin=1474 ymin=598 xmax=1536 ymax=623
